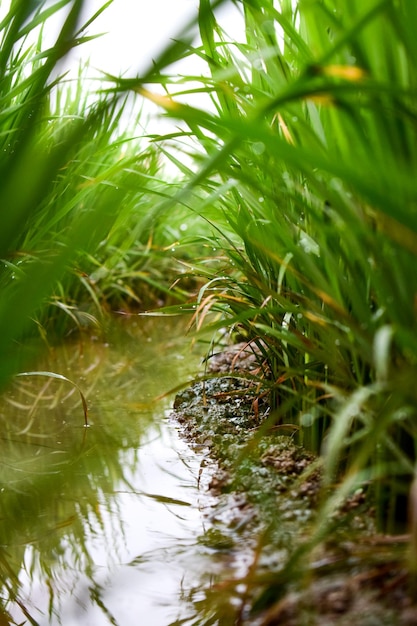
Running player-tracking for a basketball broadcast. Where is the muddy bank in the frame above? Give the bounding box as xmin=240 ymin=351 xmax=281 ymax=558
xmin=170 ymin=344 xmax=417 ymax=625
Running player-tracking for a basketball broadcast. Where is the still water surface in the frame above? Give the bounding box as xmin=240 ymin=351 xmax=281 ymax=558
xmin=0 ymin=317 xmax=223 ymax=625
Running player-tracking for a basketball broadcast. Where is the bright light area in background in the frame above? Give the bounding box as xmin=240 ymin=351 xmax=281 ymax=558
xmin=76 ymin=0 xmax=245 ymax=74
xmin=0 ymin=1 xmax=246 ymax=171
xmin=70 ymin=0 xmax=245 ymax=168
xmin=74 ymin=2 xmax=243 ymax=90
xmin=72 ymin=0 xmax=207 ymax=136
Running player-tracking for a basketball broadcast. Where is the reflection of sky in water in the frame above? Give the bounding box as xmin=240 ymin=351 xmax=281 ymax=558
xmin=1 ymin=319 xmax=219 ymax=626
xmin=12 ymin=421 xmax=208 ymax=626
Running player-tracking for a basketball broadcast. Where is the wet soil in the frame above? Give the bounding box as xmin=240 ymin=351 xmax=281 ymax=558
xmin=171 ymin=343 xmax=417 ymax=625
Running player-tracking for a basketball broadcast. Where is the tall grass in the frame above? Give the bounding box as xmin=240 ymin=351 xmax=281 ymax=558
xmin=124 ymin=0 xmax=417 ymax=547
xmin=0 ymin=0 xmax=200 ymax=384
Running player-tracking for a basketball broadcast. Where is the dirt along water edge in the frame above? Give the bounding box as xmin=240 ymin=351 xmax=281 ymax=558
xmin=170 ymin=342 xmax=417 ymax=626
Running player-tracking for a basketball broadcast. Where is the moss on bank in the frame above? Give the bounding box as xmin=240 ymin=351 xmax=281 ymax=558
xmin=170 ymin=353 xmax=417 ymax=626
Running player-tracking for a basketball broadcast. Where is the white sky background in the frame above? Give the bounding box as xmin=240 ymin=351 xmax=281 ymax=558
xmin=77 ymin=0 xmax=209 ymax=76
xmin=69 ymin=1 xmax=244 ymax=131
xmin=53 ymin=0 xmax=244 ymax=172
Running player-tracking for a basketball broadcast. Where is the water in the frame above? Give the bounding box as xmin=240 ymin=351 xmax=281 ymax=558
xmin=0 ymin=317 xmax=221 ymax=626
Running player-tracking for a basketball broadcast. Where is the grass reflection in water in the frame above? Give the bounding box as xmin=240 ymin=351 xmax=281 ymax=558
xmin=0 ymin=317 xmax=210 ymax=626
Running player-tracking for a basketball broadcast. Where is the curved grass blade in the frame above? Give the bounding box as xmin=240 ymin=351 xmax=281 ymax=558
xmin=15 ymin=370 xmax=89 ymax=426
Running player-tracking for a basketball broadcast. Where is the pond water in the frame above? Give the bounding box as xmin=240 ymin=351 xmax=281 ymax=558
xmin=0 ymin=317 xmax=233 ymax=626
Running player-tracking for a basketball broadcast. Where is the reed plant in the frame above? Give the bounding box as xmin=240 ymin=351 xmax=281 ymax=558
xmin=120 ymin=0 xmax=417 ymax=595
xmin=0 ymin=0 xmax=199 ymax=386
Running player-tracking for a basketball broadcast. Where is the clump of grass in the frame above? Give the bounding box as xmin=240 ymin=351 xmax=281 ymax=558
xmin=0 ymin=0 xmax=130 ymax=378
xmin=121 ymin=0 xmax=417 ymax=606
xmin=0 ymin=0 xmax=203 ymax=379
